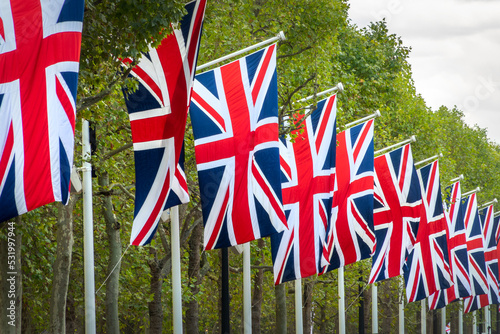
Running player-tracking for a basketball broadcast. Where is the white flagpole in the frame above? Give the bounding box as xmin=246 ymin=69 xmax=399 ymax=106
xmin=421 ymin=299 xmax=426 ymax=334
xmin=339 ymin=266 xmax=346 ymax=334
xmin=374 ymin=136 xmax=416 ymax=156
xmin=450 ymin=174 xmax=464 ymax=183
xmin=478 ymin=198 xmax=498 ymax=210
xmin=414 ymin=153 xmax=443 ymax=167
xmin=462 ymin=187 xmax=481 ymax=198
xmin=293 ymin=83 xmax=344 ymax=104
xmin=472 ymin=311 xmax=477 ymax=334
xmin=243 ymin=242 xmax=252 ymax=334
xmin=196 ymin=31 xmax=286 ymax=72
xmin=458 ymin=300 xmax=463 ymax=334
xmin=398 ymin=279 xmax=404 ymax=334
xmin=441 ymin=307 xmax=446 ymax=334
xmin=82 ymin=120 xmax=96 ymax=334
xmin=295 ymin=279 xmax=303 ymax=334
xmin=485 ymin=305 xmax=491 ymax=334
xmin=342 ymin=110 xmax=381 ymax=131
xmin=372 ymin=283 xmax=378 ymax=334
xmin=170 ymin=206 xmax=183 ymax=333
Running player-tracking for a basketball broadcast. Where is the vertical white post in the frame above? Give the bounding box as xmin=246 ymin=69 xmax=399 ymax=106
xmin=472 ymin=311 xmax=477 ymax=334
xmin=441 ymin=307 xmax=446 ymax=334
xmin=295 ymin=279 xmax=303 ymax=334
xmin=485 ymin=305 xmax=490 ymax=334
xmin=372 ymin=283 xmax=378 ymax=334
xmin=339 ymin=266 xmax=345 ymax=334
xmin=421 ymin=299 xmax=426 ymax=334
xmin=398 ymin=280 xmax=404 ymax=334
xmin=170 ymin=206 xmax=183 ymax=333
xmin=458 ymin=301 xmax=463 ymax=334
xmin=243 ymin=242 xmax=252 ymax=334
xmin=82 ymin=120 xmax=96 ymax=334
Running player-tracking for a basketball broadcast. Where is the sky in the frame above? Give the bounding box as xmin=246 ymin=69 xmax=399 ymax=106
xmin=347 ymin=0 xmax=500 ymax=144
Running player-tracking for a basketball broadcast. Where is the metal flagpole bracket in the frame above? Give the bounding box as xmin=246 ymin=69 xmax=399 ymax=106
xmin=462 ymin=187 xmax=481 ymax=198
xmin=478 ymin=198 xmax=498 ymax=210
xmin=414 ymin=153 xmax=443 ymax=167
xmin=450 ymin=174 xmax=464 ymax=183
xmin=197 ymin=31 xmax=286 ymax=72
xmin=374 ymin=135 xmax=416 ymax=156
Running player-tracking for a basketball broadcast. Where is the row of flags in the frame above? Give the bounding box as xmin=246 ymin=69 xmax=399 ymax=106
xmin=2 ymin=0 xmax=499 ymax=316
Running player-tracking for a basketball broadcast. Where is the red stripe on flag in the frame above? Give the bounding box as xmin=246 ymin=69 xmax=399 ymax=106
xmin=191 ymin=90 xmax=226 ymax=131
xmin=131 ymin=170 xmax=171 ymax=245
xmin=186 ymin=0 xmax=206 ymax=72
xmin=251 ymin=44 xmax=275 ymax=103
xmin=276 ymin=228 xmax=295 ymax=285
xmin=399 ymin=145 xmax=410 ymax=190
xmin=315 ymin=95 xmax=335 ymax=153
xmin=131 ymin=65 xmax=164 ymax=106
xmin=56 ymin=76 xmax=75 ymax=133
xmin=353 ymin=120 xmax=372 ymax=160
xmin=205 ymin=189 xmax=230 ymax=250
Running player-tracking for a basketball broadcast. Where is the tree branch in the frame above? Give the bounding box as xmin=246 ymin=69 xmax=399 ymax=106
xmin=100 ymin=142 xmax=133 ymax=162
xmin=276 ymin=46 xmax=313 ymax=60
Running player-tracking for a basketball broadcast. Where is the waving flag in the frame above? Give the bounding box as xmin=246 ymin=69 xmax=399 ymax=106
xmin=464 ymin=204 xmax=500 ymax=313
xmin=428 ymin=181 xmax=472 ymax=310
xmin=122 ymin=0 xmax=206 ymax=245
xmin=0 ymin=0 xmax=84 ymax=222
xmin=190 ymin=44 xmax=287 ymax=250
xmin=322 ymin=119 xmax=375 ymax=272
xmin=271 ymin=95 xmax=337 ymax=284
xmin=462 ymin=193 xmax=488 ymax=296
xmin=369 ymin=144 xmax=421 ymax=283
xmin=404 ymin=160 xmax=452 ymax=302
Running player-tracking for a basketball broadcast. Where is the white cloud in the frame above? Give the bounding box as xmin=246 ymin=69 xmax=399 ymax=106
xmin=348 ymin=0 xmax=500 ymax=143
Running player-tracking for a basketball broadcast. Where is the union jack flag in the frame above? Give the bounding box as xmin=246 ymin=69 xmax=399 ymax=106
xmin=190 ymin=44 xmax=287 ymax=250
xmin=464 ymin=205 xmax=500 ymax=312
xmin=0 ymin=0 xmax=84 ymax=222
xmin=404 ymin=160 xmax=452 ymax=302
xmin=271 ymin=95 xmax=337 ymax=284
xmin=321 ymin=119 xmax=375 ymax=272
xmin=462 ymin=193 xmax=488 ymax=296
xmin=428 ymin=181 xmax=472 ymax=310
xmin=122 ymin=0 xmax=206 ymax=245
xmin=369 ymin=144 xmax=421 ymax=284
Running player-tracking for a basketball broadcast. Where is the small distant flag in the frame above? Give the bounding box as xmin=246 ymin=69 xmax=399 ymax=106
xmin=446 ymin=322 xmax=450 ymax=333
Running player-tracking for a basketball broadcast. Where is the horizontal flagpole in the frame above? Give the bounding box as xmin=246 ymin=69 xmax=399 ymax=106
xmin=479 ymin=198 xmax=498 ymax=210
xmin=196 ymin=31 xmax=286 ymax=71
xmin=450 ymin=174 xmax=464 ymax=183
xmin=339 ymin=110 xmax=381 ymax=131
xmin=462 ymin=187 xmax=481 ymax=198
xmin=374 ymin=135 xmax=416 ymax=156
xmin=414 ymin=153 xmax=443 ymax=167
xmin=494 ymin=211 xmax=500 ymax=218
xmin=294 ymin=83 xmax=345 ymax=104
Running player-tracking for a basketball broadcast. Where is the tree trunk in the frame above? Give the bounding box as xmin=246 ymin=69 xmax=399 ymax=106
xmin=303 ymin=279 xmax=314 ymax=334
xmin=251 ymin=239 xmax=265 ymax=334
xmin=148 ymin=247 xmax=164 ymax=334
xmin=98 ymin=172 xmax=121 ymax=334
xmin=49 ymin=197 xmax=77 ymax=334
xmin=0 ymin=216 xmax=22 ymax=334
xmin=185 ymin=222 xmax=203 ymax=333
xmin=275 ymin=283 xmax=287 ymax=334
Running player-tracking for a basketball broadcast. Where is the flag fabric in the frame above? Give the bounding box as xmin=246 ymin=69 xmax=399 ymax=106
xmin=122 ymin=0 xmax=206 ymax=246
xmin=404 ymin=160 xmax=453 ymax=302
xmin=446 ymin=322 xmax=451 ymax=333
xmin=190 ymin=44 xmax=287 ymax=250
xmin=464 ymin=204 xmax=500 ymax=313
xmin=321 ymin=119 xmax=375 ymax=272
xmin=428 ymin=181 xmax=472 ymax=310
xmin=0 ymin=0 xmax=84 ymax=222
xmin=369 ymin=144 xmax=422 ymax=283
xmin=271 ymin=95 xmax=337 ymax=284
xmin=462 ymin=193 xmax=489 ymax=296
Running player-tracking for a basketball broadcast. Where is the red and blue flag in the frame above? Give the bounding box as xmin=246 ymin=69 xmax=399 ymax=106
xmin=404 ymin=160 xmax=453 ymax=302
xmin=0 ymin=0 xmax=84 ymax=222
xmin=122 ymin=0 xmax=206 ymax=245
xmin=190 ymin=44 xmax=287 ymax=250
xmin=369 ymin=144 xmax=421 ymax=283
xmin=271 ymin=95 xmax=337 ymax=284
xmin=321 ymin=119 xmax=375 ymax=272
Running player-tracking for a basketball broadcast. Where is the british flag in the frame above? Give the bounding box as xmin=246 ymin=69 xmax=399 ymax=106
xmin=0 ymin=0 xmax=84 ymax=222
xmin=464 ymin=205 xmax=500 ymax=313
xmin=190 ymin=44 xmax=287 ymax=250
xmin=321 ymin=119 xmax=375 ymax=272
xmin=122 ymin=0 xmax=206 ymax=245
xmin=462 ymin=193 xmax=488 ymax=296
xmin=404 ymin=160 xmax=452 ymax=302
xmin=428 ymin=181 xmax=472 ymax=310
xmin=271 ymin=95 xmax=337 ymax=284
xmin=368 ymin=144 xmax=421 ymax=284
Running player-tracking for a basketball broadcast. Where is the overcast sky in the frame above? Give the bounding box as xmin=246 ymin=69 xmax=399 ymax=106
xmin=348 ymin=0 xmax=500 ymax=144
